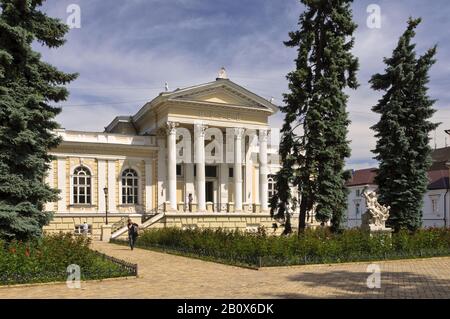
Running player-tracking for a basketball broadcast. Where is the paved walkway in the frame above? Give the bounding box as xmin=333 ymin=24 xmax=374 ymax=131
xmin=1 ymin=241 xmax=449 ymax=298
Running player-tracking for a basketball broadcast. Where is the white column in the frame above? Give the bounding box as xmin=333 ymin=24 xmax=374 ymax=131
xmin=195 ymin=123 xmax=207 ymax=212
xmin=185 ymin=163 xmax=195 ymax=205
xmin=157 ymin=135 xmax=166 ymax=209
xmin=145 ymin=159 xmax=153 ymax=211
xmin=219 ymin=163 xmax=229 ymax=212
xmin=234 ymin=128 xmax=245 ymax=212
xmin=57 ymin=157 xmax=66 ymax=212
xmin=97 ymin=159 xmax=107 ymax=213
xmin=245 ymin=133 xmax=257 ymax=209
xmin=107 ymin=160 xmax=116 ymax=213
xmin=167 ymin=122 xmax=178 ymax=211
xmin=259 ymin=129 xmax=269 ymax=211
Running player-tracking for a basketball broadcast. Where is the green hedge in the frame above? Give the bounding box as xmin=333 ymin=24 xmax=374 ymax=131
xmin=0 ymin=233 xmax=134 ymax=285
xmin=112 ymin=227 xmax=450 ymax=268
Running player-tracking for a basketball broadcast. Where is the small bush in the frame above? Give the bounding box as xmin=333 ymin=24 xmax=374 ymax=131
xmin=0 ymin=233 xmax=133 ymax=285
xmin=111 ymin=227 xmax=450 ymax=267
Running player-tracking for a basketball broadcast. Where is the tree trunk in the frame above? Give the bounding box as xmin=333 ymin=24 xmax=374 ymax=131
xmin=298 ymin=195 xmax=308 ymax=236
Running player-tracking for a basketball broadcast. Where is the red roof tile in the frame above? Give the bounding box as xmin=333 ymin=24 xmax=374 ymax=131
xmin=346 ymin=168 xmax=450 ymax=190
xmin=346 ymin=168 xmax=377 ymax=187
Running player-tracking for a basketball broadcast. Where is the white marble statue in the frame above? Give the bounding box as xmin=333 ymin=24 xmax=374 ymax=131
xmin=361 ymin=190 xmax=391 ymax=232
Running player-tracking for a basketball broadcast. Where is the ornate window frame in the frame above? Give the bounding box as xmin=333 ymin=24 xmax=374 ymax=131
xmin=119 ymin=166 xmax=142 ymax=205
xmin=70 ymin=165 xmax=93 ymax=205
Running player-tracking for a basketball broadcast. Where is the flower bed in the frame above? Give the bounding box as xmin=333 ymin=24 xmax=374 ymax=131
xmin=0 ymin=233 xmax=135 ymax=285
xmin=111 ymin=227 xmax=450 ymax=268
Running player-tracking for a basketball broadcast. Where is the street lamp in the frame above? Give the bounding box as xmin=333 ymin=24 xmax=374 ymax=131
xmin=103 ymin=187 xmax=109 ymax=225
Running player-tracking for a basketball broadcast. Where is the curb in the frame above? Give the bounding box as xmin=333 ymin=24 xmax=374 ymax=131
xmin=0 ymin=275 xmax=138 ymax=289
xmin=259 ymin=256 xmax=450 ymax=270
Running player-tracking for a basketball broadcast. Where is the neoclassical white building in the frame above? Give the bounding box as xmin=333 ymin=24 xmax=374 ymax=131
xmin=44 ymin=72 xmax=295 ymax=239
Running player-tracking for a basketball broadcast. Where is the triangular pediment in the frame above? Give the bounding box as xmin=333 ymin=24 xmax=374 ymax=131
xmin=132 ymin=79 xmax=278 ymax=124
xmin=165 ymin=80 xmax=278 ymax=113
xmin=174 ymin=87 xmax=254 ymax=106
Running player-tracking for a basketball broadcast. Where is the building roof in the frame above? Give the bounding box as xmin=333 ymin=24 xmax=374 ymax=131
xmin=132 ymin=78 xmax=279 ymax=123
xmin=346 ymin=168 xmax=449 ymax=190
xmin=427 ymin=169 xmax=450 ymax=190
xmin=346 ymin=168 xmax=378 ymax=187
xmin=431 ymin=146 xmax=450 ymax=163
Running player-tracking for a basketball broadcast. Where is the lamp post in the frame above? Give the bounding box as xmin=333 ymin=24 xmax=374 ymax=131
xmin=103 ymin=187 xmax=109 ymax=225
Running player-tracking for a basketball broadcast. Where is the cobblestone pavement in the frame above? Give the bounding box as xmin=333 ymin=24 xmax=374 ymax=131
xmin=0 ymin=241 xmax=449 ymax=299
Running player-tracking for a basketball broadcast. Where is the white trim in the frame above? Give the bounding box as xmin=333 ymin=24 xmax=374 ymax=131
xmin=49 ymin=153 xmax=152 ymax=161
xmin=145 ymin=160 xmax=153 ymax=211
xmin=52 ymin=213 xmax=142 ymax=217
xmin=163 ymin=212 xmax=272 ymax=217
xmin=107 ymin=160 xmax=117 ymax=213
xmin=56 ymin=129 xmax=155 ymax=146
xmin=97 ymin=159 xmax=107 ymax=213
xmin=57 ymin=158 xmax=66 ymax=212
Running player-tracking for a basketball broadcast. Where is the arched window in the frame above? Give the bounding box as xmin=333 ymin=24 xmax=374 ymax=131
xmin=268 ymin=175 xmax=276 ymax=202
xmin=73 ymin=167 xmax=91 ymax=204
xmin=122 ymin=168 xmax=139 ymax=204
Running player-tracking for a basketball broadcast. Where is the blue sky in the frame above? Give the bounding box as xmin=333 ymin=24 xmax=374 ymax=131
xmin=35 ymin=0 xmax=450 ymax=169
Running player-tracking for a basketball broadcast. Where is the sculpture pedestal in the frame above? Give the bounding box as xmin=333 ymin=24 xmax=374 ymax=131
xmin=101 ymin=224 xmax=112 ymax=242
xmin=368 ymin=227 xmax=393 ymax=239
xmin=361 ymin=211 xmax=393 ymax=237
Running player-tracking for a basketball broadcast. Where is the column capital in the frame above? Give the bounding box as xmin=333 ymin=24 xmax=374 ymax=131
xmin=194 ymin=123 xmax=208 ymax=138
xmin=166 ymin=121 xmax=179 ymax=135
xmin=234 ymin=127 xmax=245 ymax=140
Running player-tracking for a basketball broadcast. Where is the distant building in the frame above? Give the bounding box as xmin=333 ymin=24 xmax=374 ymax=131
xmin=345 ymin=148 xmax=450 ymax=228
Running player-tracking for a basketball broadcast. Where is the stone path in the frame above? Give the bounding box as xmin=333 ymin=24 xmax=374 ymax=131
xmin=0 ymin=241 xmax=449 ymax=298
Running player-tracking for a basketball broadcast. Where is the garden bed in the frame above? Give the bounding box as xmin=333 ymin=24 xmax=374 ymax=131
xmin=111 ymin=227 xmax=450 ymax=268
xmin=0 ymin=233 xmax=136 ymax=285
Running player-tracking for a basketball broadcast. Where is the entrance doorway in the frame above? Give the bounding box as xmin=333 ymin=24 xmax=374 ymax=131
xmin=206 ymin=181 xmax=214 ymax=203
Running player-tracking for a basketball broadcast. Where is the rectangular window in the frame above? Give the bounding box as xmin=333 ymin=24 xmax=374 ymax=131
xmin=205 ymin=166 xmax=217 ymax=178
xmin=176 ymin=165 xmax=183 ymax=177
xmin=229 ymin=167 xmax=233 ymax=178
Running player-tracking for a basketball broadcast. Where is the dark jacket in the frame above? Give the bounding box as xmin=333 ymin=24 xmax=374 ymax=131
xmin=128 ymin=223 xmax=138 ymax=236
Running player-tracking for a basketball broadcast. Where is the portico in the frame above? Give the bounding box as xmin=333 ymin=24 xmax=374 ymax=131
xmin=134 ymin=73 xmax=279 ymax=214
xmin=163 ymin=122 xmax=271 ymax=213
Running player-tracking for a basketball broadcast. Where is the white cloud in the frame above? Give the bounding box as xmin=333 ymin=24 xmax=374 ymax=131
xmin=34 ymin=0 xmax=450 ymax=170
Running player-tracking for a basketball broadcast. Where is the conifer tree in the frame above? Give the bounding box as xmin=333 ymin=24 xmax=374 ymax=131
xmin=271 ymin=0 xmax=358 ymax=233
xmin=0 ymin=0 xmax=77 ymax=240
xmin=370 ymin=18 xmax=438 ymax=232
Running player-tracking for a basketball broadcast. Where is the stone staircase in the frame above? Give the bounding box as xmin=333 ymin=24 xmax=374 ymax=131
xmin=110 ymin=212 xmax=165 ymax=240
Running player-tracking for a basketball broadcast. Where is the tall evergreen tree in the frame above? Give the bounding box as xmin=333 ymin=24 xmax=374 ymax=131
xmin=370 ymin=18 xmax=438 ymax=232
xmin=271 ymin=0 xmax=358 ymax=233
xmin=0 ymin=0 xmax=77 ymax=241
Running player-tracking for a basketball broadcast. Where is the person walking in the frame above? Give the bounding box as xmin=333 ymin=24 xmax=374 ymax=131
xmin=127 ymin=218 xmax=139 ymax=250
xmin=188 ymin=193 xmax=193 ymax=212
xmin=82 ymin=221 xmax=89 ymax=237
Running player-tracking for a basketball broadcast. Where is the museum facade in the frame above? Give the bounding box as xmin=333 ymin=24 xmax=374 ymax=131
xmin=43 ymin=73 xmax=298 ymax=239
